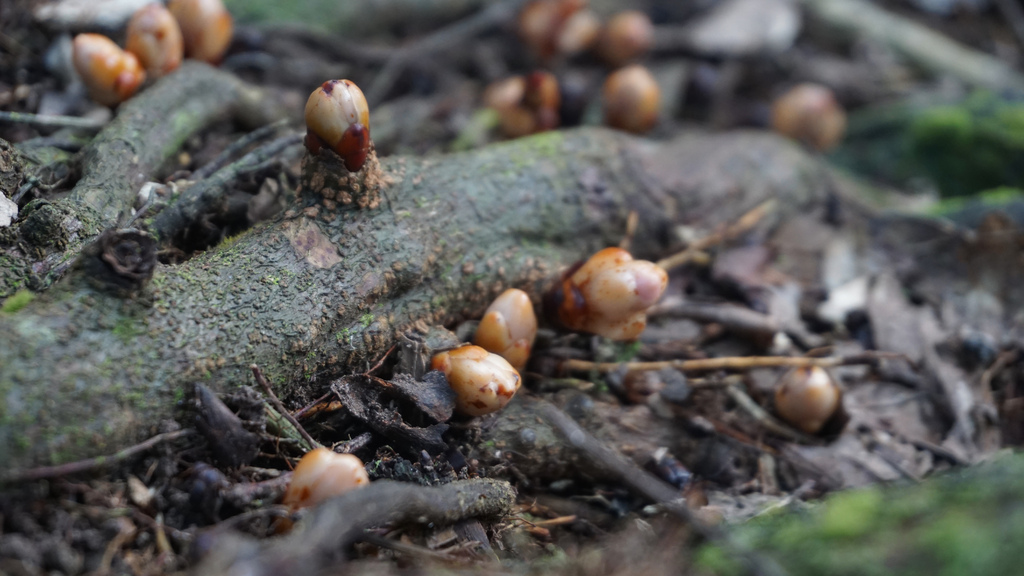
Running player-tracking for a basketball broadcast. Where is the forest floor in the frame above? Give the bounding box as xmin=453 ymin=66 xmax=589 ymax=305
xmin=3 ymin=0 xmax=1024 ymax=574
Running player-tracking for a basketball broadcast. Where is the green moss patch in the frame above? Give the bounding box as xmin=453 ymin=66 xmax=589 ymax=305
xmin=1 ymin=289 xmax=34 ymax=314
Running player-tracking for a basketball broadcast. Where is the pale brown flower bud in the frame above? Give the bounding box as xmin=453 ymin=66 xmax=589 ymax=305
xmin=603 ymin=65 xmax=660 ymax=134
xmin=168 ymin=0 xmax=233 ymax=64
xmin=282 ymin=448 xmax=369 ymax=509
xmin=125 ymin=3 xmax=184 ymax=77
xmin=432 ymin=346 xmax=521 ymax=416
xmin=474 ymin=289 xmax=538 ymax=370
xmin=774 ymin=366 xmax=842 ymax=434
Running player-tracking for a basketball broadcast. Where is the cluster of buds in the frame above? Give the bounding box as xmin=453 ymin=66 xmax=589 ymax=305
xmin=770 ymin=83 xmax=847 ymax=152
xmin=432 ymin=345 xmax=521 ymax=416
xmin=473 ymin=288 xmax=538 ymax=370
xmin=518 ymin=1 xmax=653 ymax=66
xmin=282 ymin=447 xmax=370 ymax=510
xmin=497 ymin=5 xmax=659 ymax=137
xmin=545 ymin=247 xmax=668 ymax=341
xmin=72 ymin=0 xmax=233 ymax=106
xmin=484 ymin=71 xmax=561 ymax=139
xmin=518 ymin=0 xmax=600 ymax=61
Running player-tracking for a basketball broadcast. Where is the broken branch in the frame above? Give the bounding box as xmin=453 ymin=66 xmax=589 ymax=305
xmin=193 ymin=478 xmax=516 ymax=575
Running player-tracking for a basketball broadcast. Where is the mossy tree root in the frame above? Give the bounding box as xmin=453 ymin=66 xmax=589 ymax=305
xmin=1 ymin=61 xmax=276 ymax=297
xmin=0 ymin=127 xmax=829 ymax=470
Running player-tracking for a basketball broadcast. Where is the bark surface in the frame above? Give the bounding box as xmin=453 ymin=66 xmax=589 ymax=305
xmin=0 ymin=125 xmax=831 ymax=470
xmin=1 ymin=62 xmax=273 ymax=297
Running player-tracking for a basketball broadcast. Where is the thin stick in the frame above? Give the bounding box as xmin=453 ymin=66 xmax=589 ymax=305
xmin=364 ymin=343 xmax=397 ymax=375
xmin=192 ymin=119 xmax=291 ymax=180
xmin=525 ymin=514 xmax=577 ymax=527
xmin=251 ymin=364 xmax=319 ymax=450
xmin=0 ymin=110 xmax=107 ymax=130
xmin=359 ymin=532 xmax=454 ymax=561
xmin=619 ymin=210 xmax=639 ymax=252
xmin=292 ymin=391 xmax=333 ymax=419
xmin=657 ymin=200 xmax=776 ymax=270
xmin=649 ymin=300 xmax=780 ymax=339
xmin=559 ymin=352 xmax=895 ymax=374
xmin=0 ymin=429 xmax=192 ymax=484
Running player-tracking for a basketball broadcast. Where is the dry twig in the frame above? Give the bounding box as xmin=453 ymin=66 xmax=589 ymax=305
xmin=0 ymin=110 xmax=107 ymax=130
xmin=192 ymin=119 xmax=293 ymax=180
xmin=193 ymin=478 xmax=516 ymax=576
xmin=0 ymin=429 xmax=193 ymax=484
xmin=560 ymin=352 xmax=898 ymax=375
xmin=657 ymin=200 xmax=776 ymax=270
xmin=251 ymin=364 xmax=319 ymax=451
xmin=650 ymin=300 xmax=780 ymax=342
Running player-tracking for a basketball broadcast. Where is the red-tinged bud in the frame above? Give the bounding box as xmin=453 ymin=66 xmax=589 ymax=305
xmin=338 ymin=123 xmax=370 ymax=172
xmin=304 ymin=79 xmax=372 ymax=172
xmin=72 ymin=33 xmax=146 ymax=106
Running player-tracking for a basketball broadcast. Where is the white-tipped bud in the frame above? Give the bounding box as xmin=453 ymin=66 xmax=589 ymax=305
xmin=556 ymin=9 xmax=601 ymax=55
xmin=518 ymin=0 xmax=598 ymax=60
xmin=548 ymin=247 xmax=668 ymax=341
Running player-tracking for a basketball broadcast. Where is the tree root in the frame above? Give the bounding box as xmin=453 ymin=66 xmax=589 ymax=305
xmin=0 ymin=125 xmax=836 ymax=470
xmin=191 ymin=478 xmax=516 ymax=576
xmin=1 ymin=61 xmax=280 ymax=297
